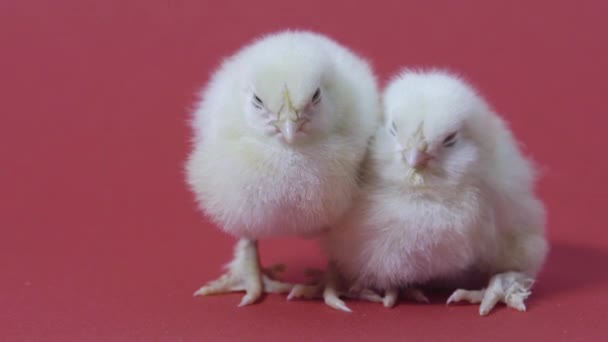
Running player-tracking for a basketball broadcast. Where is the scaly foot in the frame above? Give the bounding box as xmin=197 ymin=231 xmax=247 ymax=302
xmin=447 ymin=271 xmax=535 ymax=316
xmin=287 ymin=267 xmax=428 ymax=311
xmin=194 ymin=239 xmax=293 ymax=307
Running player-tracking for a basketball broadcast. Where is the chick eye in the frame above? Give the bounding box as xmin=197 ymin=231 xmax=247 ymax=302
xmin=252 ymin=94 xmax=264 ymax=109
xmin=312 ymin=88 xmax=321 ymax=104
xmin=442 ymin=132 xmax=458 ymax=147
xmin=389 ymin=121 xmax=398 ymax=136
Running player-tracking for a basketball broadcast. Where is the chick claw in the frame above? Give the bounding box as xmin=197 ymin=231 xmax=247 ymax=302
xmin=287 ymin=279 xmax=356 ymax=312
xmin=372 ymin=287 xmax=429 ymax=308
xmin=447 ymin=272 xmax=534 ymax=316
xmin=324 ymin=287 xmax=352 ymax=313
xmin=402 ymin=288 xmax=430 ymax=305
xmin=287 ymin=265 xmax=430 ymax=312
xmin=193 ymin=263 xmax=293 ymax=307
xmin=286 ymin=266 xmax=326 ymax=300
xmin=344 ymin=288 xmax=384 ymax=303
xmin=287 ymin=283 xmax=323 ymax=300
xmin=327 ymin=287 xmax=429 ymax=311
xmin=382 ymin=288 xmax=399 ymax=308
xmin=289 ymin=284 xmax=401 ymax=312
xmin=286 ymin=281 xmax=353 ymax=312
xmin=193 ymin=239 xmax=293 ymax=307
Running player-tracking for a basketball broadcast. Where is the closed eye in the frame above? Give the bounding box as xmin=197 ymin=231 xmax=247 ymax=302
xmin=389 ymin=121 xmax=398 ymax=136
xmin=312 ymin=88 xmax=321 ymax=104
xmin=442 ymin=132 xmax=458 ymax=147
xmin=252 ymin=94 xmax=264 ymax=109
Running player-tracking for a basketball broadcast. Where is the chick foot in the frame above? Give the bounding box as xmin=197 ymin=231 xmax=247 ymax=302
xmin=287 ymin=266 xmax=362 ymax=312
xmin=288 ymin=267 xmax=429 ymax=311
xmin=447 ymin=271 xmax=535 ymax=316
xmin=193 ymin=239 xmax=293 ymax=307
xmin=323 ymin=286 xmax=429 ymax=311
xmin=286 ymin=268 xmax=327 ymax=302
xmin=286 ymin=270 xmax=324 ymax=300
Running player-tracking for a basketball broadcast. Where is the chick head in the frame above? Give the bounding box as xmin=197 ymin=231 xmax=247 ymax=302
xmin=379 ymin=69 xmax=493 ymax=187
xmin=238 ymin=31 xmax=340 ymax=145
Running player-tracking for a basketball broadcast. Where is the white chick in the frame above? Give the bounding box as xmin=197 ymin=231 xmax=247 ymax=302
xmin=186 ymin=30 xmax=380 ymax=307
xmin=294 ymin=69 xmax=548 ymax=315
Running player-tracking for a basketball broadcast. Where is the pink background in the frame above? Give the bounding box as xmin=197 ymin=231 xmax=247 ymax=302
xmin=2 ymin=0 xmax=607 ymax=340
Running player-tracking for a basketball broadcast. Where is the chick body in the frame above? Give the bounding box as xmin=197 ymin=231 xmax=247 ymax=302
xmin=186 ymin=30 xmax=380 ymax=306
xmin=322 ymin=70 xmax=548 ymax=314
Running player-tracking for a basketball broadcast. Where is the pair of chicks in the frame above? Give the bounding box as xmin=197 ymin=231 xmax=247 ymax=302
xmin=186 ymin=30 xmax=548 ymax=315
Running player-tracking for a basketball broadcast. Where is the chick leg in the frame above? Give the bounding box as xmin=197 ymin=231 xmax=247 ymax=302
xmin=447 ymin=271 xmax=535 ymax=316
xmin=193 ymin=239 xmax=294 ymax=307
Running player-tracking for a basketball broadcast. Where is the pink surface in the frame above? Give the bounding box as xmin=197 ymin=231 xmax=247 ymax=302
xmin=1 ymin=0 xmax=607 ymax=341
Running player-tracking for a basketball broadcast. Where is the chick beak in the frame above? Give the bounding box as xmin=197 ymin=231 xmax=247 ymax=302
xmin=278 ymin=87 xmax=300 ymax=144
xmin=406 ymin=147 xmax=432 ymax=170
xmin=279 ymin=118 xmax=298 ymax=144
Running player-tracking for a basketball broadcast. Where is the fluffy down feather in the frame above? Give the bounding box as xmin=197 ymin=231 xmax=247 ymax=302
xmin=307 ymin=69 xmax=548 ymax=315
xmin=186 ymin=30 xmax=380 ymax=306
